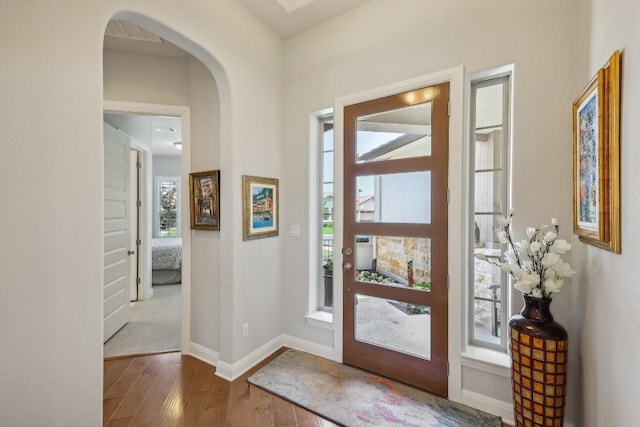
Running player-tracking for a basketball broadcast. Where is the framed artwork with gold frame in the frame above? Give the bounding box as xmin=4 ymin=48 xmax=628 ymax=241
xmin=189 ymin=170 xmax=220 ymax=230
xmin=572 ymin=50 xmax=621 ymax=253
xmin=242 ymin=175 xmax=279 ymax=240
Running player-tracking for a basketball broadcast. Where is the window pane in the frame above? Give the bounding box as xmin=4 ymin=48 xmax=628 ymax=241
xmin=356 ymin=172 xmax=431 ymax=224
xmin=354 ymin=235 xmax=431 ymax=292
xmin=320 ymin=118 xmax=334 ymax=310
xmin=355 ymin=294 xmax=431 ymax=360
xmin=470 ymin=73 xmax=510 ymax=352
xmin=159 ymin=180 xmax=178 ymax=237
xmin=474 ymin=170 xmax=503 ymax=214
xmin=356 ymin=102 xmax=432 ymax=162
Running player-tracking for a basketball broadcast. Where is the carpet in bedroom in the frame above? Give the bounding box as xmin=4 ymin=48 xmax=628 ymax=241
xmin=248 ymin=349 xmax=502 ymax=427
xmin=104 ymin=284 xmax=181 ymax=358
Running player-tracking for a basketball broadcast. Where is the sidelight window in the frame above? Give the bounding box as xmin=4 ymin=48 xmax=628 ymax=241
xmin=469 ymin=70 xmax=512 ymax=352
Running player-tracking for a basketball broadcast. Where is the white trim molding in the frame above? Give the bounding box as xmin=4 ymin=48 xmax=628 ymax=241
xmin=460 ymin=389 xmax=514 ymax=425
xmin=213 ymin=334 xmax=335 ymax=382
xmin=214 ymin=337 xmax=284 ymax=381
xmin=188 ymin=341 xmax=220 ymax=367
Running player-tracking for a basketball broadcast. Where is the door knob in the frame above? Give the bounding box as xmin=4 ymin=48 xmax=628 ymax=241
xmin=344 ymin=248 xmax=353 ymax=256
xmin=128 ymin=250 xmax=135 ymax=255
xmin=344 ymin=263 xmax=352 ymax=271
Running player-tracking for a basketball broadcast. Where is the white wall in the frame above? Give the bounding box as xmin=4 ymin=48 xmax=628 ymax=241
xmin=575 ymin=2 xmax=640 ymax=426
xmin=282 ymin=0 xmax=580 ymax=423
xmin=0 ymin=0 xmax=282 ymax=424
xmin=153 ymin=155 xmax=181 ymax=177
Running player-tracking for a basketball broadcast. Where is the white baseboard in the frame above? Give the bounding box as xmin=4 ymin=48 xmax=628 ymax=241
xmin=281 ymin=334 xmax=335 ymax=360
xmin=215 ymin=336 xmax=284 ymax=381
xmin=460 ymin=389 xmax=514 ymax=425
xmin=187 ymin=341 xmax=219 ymax=367
xmin=212 ymin=334 xmax=335 ymax=382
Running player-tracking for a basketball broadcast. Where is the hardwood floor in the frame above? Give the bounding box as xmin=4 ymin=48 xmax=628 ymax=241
xmin=104 ymin=348 xmax=511 ymax=426
xmin=104 ymin=348 xmax=340 ymax=426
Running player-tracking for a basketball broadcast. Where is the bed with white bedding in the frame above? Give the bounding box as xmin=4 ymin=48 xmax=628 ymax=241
xmin=151 ymin=237 xmax=182 ymax=285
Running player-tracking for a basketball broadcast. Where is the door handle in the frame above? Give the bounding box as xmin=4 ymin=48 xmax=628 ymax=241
xmin=343 ymin=262 xmax=352 ymax=271
xmin=128 ymin=250 xmax=135 ymax=255
xmin=344 ymin=248 xmax=353 ymax=256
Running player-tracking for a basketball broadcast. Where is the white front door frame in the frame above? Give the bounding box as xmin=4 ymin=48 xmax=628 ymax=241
xmin=104 ymin=100 xmax=192 ymax=354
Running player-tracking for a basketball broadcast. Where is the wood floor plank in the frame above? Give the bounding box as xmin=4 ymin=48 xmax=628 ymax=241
xmin=251 ymin=408 xmax=274 ymax=427
xmin=106 ymin=417 xmax=133 ymax=427
xmin=110 ymin=362 xmax=162 ymax=420
xmin=250 ymin=384 xmax=273 ymax=410
xmin=128 ymin=364 xmax=182 ymax=427
xmin=103 ymin=397 xmax=124 ymax=425
xmin=200 ymin=372 xmax=230 ymax=426
xmin=105 ymin=356 xmax=153 ymax=399
xmin=182 ymin=389 xmax=210 ymax=426
xmin=293 ymin=406 xmax=321 ymax=427
xmin=104 ymin=358 xmax=134 ymax=395
xmin=270 ymin=393 xmax=297 ymax=426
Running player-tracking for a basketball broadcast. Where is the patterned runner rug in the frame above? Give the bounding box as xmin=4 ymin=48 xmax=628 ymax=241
xmin=248 ymin=349 xmax=502 ymax=427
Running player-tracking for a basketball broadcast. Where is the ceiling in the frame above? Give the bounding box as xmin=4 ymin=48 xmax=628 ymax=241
xmin=104 ymin=113 xmax=183 ymax=157
xmin=235 ymin=0 xmax=371 ymax=38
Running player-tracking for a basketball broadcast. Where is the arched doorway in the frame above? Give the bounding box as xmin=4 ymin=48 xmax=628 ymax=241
xmin=101 ymin=12 xmax=230 ymax=364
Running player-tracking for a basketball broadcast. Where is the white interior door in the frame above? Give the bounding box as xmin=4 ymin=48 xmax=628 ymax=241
xmin=104 ymin=122 xmax=132 ymax=342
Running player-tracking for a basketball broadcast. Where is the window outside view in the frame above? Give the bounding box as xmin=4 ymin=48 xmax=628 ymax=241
xmin=471 ymin=75 xmax=510 ymax=351
xmin=159 ymin=180 xmax=178 ymax=237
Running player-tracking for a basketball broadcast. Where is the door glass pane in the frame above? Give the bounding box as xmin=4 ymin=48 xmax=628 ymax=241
xmin=355 ymin=172 xmax=431 ymax=224
xmin=355 ymin=294 xmax=431 ymax=360
xmin=354 ymin=235 xmax=431 ymax=292
xmin=356 ymin=102 xmax=432 ymax=162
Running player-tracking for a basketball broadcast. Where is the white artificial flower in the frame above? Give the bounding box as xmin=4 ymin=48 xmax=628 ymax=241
xmin=526 ymin=227 xmax=537 ymax=239
xmin=476 ymin=215 xmax=576 ymax=297
xmin=555 ymin=261 xmax=577 ymax=278
xmin=515 ymin=239 xmax=530 ymax=253
xmin=501 ymin=262 xmax=513 ymax=273
xmin=543 ymin=231 xmax=557 ymax=243
xmin=544 ymin=278 xmax=564 ymax=294
xmin=514 ymin=280 xmax=534 ymax=294
xmin=550 ymin=239 xmax=571 ymax=254
xmin=505 ymin=249 xmax=519 ymax=265
xmin=542 ymin=252 xmax=561 ymax=267
xmin=523 ymin=260 xmax=534 ymax=271
xmin=530 ymin=241 xmax=542 ymax=254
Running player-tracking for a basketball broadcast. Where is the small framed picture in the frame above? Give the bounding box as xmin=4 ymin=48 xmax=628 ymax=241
xmin=242 ymin=175 xmax=279 ymax=240
xmin=189 ymin=170 xmax=220 ymax=230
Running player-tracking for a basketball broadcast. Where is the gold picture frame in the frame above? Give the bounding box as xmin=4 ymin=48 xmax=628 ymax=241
xmin=572 ymin=50 xmax=621 ymax=253
xmin=242 ymin=175 xmax=279 ymax=240
xmin=189 ymin=170 xmax=220 ymax=230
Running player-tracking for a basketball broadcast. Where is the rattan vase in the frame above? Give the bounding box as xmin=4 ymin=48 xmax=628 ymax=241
xmin=509 ymin=295 xmax=567 ymax=427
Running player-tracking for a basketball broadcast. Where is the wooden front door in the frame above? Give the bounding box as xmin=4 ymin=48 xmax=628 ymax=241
xmin=342 ymin=82 xmax=450 ymax=397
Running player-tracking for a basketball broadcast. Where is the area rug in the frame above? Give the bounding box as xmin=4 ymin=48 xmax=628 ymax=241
xmin=247 ymin=349 xmax=502 ymax=427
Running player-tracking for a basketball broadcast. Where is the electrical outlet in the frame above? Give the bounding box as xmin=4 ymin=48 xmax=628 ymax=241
xmin=242 ymin=323 xmax=249 ymax=338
